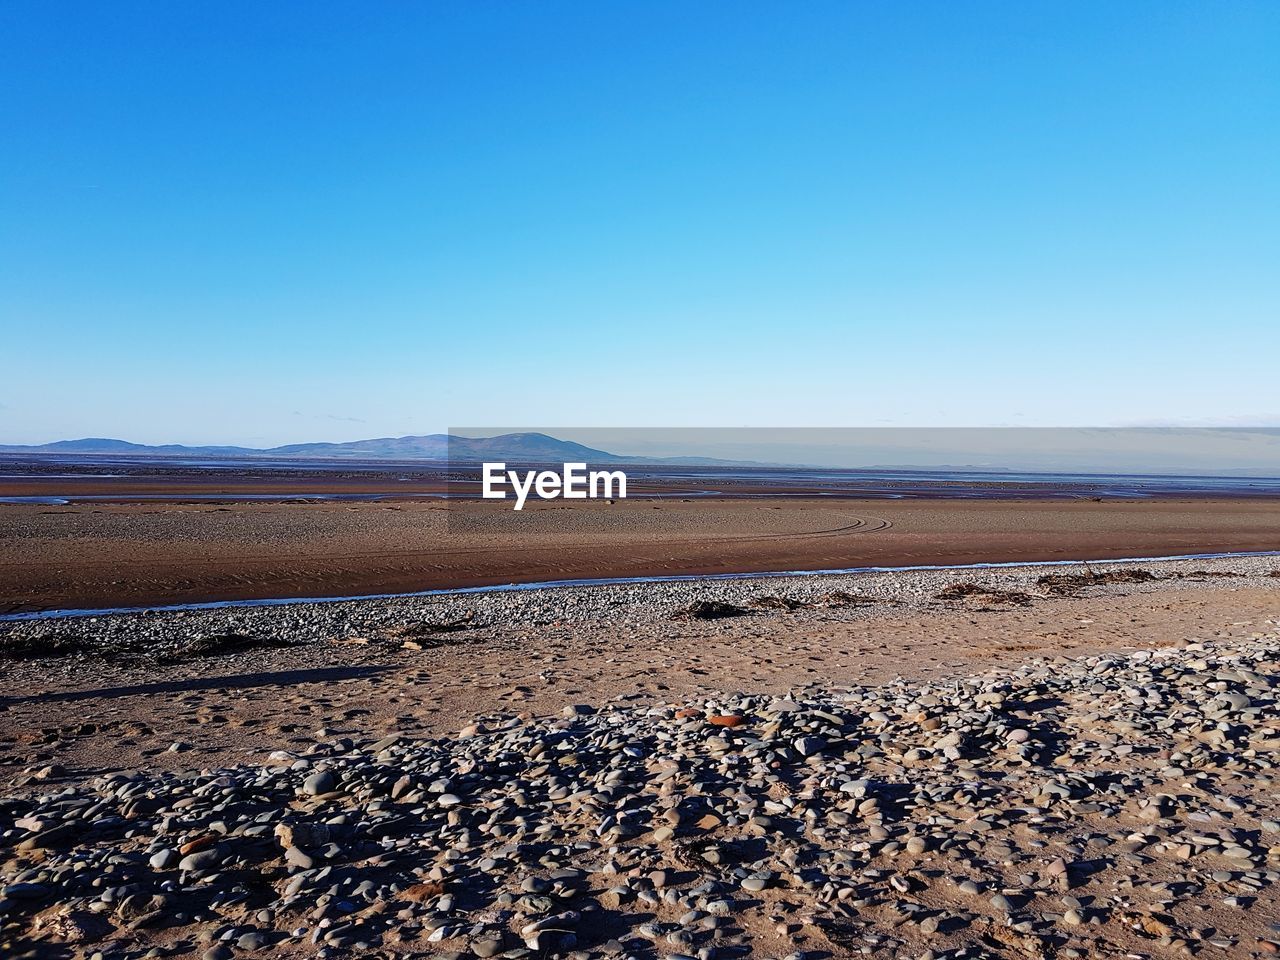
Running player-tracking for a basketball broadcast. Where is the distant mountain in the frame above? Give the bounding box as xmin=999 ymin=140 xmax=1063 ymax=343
xmin=0 ymin=432 xmax=626 ymax=463
xmin=268 ymin=432 xmax=627 ymax=462
xmin=29 ymin=437 xmax=263 ymax=455
xmin=0 ymin=432 xmax=798 ymax=467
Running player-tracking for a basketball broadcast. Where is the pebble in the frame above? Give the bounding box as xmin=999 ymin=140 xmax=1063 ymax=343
xmin=303 ymin=770 xmax=335 ymax=796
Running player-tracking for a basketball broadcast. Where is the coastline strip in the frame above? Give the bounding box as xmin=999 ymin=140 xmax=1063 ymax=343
xmin=4 ymin=548 xmax=1278 ymax=623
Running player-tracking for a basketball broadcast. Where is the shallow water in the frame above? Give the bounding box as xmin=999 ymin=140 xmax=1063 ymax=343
xmin=0 ymin=493 xmax=400 ymax=504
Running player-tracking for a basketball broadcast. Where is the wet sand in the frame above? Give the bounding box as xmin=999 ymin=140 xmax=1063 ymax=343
xmin=3 ymin=497 xmax=1280 ymax=613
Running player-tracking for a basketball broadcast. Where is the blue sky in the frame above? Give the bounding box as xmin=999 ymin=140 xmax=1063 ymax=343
xmin=2 ymin=2 xmax=1277 ymax=445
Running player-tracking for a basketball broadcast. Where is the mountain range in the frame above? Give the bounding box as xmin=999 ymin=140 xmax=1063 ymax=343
xmin=7 ymin=434 xmax=1276 ymax=476
xmin=0 ymin=433 xmax=748 ymax=465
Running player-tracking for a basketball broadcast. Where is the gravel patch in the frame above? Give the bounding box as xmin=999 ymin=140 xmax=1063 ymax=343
xmin=2 ymin=555 xmax=1277 ymax=662
xmin=1 ymin=558 xmax=1279 ymax=957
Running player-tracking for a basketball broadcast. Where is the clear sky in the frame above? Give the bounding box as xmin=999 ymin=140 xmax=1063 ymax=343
xmin=2 ymin=2 xmax=1277 ymax=446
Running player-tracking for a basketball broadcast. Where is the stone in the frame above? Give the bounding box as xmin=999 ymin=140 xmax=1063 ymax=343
xmin=303 ymin=770 xmax=336 ymax=796
xmin=794 ymin=736 xmax=826 ymax=756
xmin=237 ymin=931 xmax=270 ymax=950
xmin=179 ymin=849 xmax=221 ymax=873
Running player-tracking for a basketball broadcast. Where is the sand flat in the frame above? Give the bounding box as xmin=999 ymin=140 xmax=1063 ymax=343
xmin=3 ymin=496 xmax=1280 ymax=612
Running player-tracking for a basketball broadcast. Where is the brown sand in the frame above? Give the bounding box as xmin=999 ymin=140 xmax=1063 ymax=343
xmin=3 ymin=556 xmax=1279 ymax=958
xmin=3 ymin=497 xmax=1280 ymax=612
xmin=2 ymin=566 xmax=1275 ymax=788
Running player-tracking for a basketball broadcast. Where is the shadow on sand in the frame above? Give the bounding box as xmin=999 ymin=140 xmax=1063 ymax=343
xmin=0 ymin=664 xmax=393 ymax=707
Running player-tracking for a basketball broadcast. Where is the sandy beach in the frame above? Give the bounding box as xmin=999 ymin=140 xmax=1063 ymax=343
xmin=3 ymin=555 xmax=1280 ymax=959
xmin=5 ymin=463 xmax=1280 ymax=960
xmin=8 ymin=2 xmax=1275 ymax=955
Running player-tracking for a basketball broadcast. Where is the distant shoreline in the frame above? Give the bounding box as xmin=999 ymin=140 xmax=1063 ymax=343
xmin=4 ymin=455 xmax=1280 ymax=503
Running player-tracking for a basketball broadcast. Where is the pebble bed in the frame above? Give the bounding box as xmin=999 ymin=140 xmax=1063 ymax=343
xmin=5 ymin=612 xmax=1280 ymax=958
